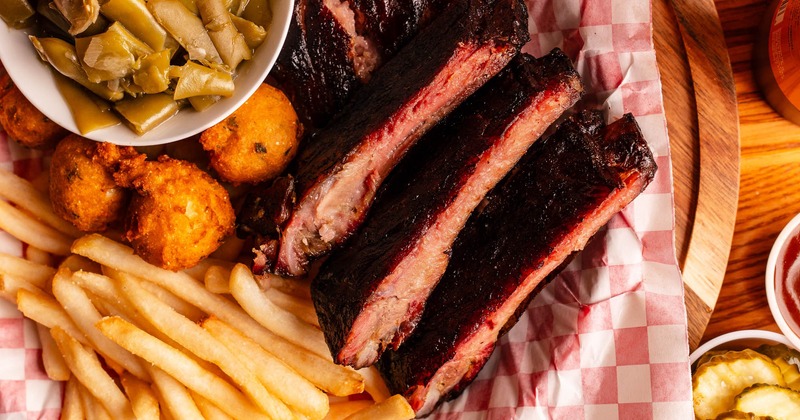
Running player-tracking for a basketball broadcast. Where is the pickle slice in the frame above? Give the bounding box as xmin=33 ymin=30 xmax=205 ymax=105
xmin=756 ymin=343 xmax=800 ymax=392
xmin=734 ymin=384 xmax=800 ymax=419
xmin=693 ymin=349 xmax=786 ymax=420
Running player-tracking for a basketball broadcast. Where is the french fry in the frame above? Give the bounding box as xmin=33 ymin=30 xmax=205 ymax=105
xmin=120 ymin=372 xmax=161 ymax=420
xmin=192 ymin=391 xmax=233 ymax=420
xmin=25 ymin=245 xmax=54 ymax=267
xmin=0 ymin=199 xmax=73 ymax=255
xmin=0 ymin=273 xmax=45 ymax=303
xmin=71 ymin=270 xmax=224 ymax=375
xmin=62 ymin=376 xmax=85 ymax=420
xmin=325 ymin=400 xmax=374 ymax=419
xmin=202 ymin=317 xmax=330 ymax=420
xmin=265 ymin=286 xmax=319 ymax=327
xmin=95 ymin=316 xmax=269 ymax=420
xmin=204 ymin=264 xmax=230 ymax=294
xmin=139 ymin=279 xmax=205 ymax=322
xmin=0 ymin=253 xmax=55 ymax=288
xmin=70 ymin=270 xmax=151 ymax=328
xmin=116 ymin=274 xmax=293 ymax=420
xmin=73 ymin=234 xmax=363 ymax=395
xmin=263 ymin=271 xmax=312 ymax=300
xmin=51 ymin=268 xmax=148 ymax=380
xmin=36 ymin=323 xmax=70 ymax=381
xmin=358 ymin=366 xmax=392 ymax=403
xmin=59 ymin=254 xmax=101 ymax=273
xmin=0 ymin=168 xmax=82 ymax=238
xmin=209 ymin=234 xmax=245 ymax=261
xmin=75 ymin=380 xmax=114 ymax=420
xmin=50 ymin=326 xmax=136 ymax=420
xmin=344 ymin=395 xmax=415 ymax=420
xmin=182 ymin=257 xmax=235 ymax=281
xmin=16 ymin=288 xmax=88 ymax=345
xmin=229 ymin=263 xmax=331 ymax=358
xmin=147 ymin=366 xmax=204 ymax=420
xmin=232 ymin=319 xmax=365 ymax=397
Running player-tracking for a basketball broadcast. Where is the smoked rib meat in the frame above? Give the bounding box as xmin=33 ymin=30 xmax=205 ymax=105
xmin=377 ymin=112 xmax=657 ymax=416
xmin=312 ymin=50 xmax=584 ymax=369
xmin=273 ymin=0 xmax=529 ymax=277
xmin=272 ymin=0 xmax=453 ymax=127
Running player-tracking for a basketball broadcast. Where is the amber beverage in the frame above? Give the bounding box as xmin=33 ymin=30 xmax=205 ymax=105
xmin=755 ymin=0 xmax=800 ymax=124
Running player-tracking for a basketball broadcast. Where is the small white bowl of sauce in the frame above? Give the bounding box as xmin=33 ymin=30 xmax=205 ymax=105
xmin=766 ymin=213 xmax=800 ymax=350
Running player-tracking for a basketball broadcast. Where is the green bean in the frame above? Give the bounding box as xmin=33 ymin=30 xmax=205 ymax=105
xmin=197 ymin=0 xmax=251 ymax=69
xmin=241 ymin=0 xmax=270 ymax=29
xmin=0 ymin=0 xmax=35 ymax=29
xmin=54 ymin=74 xmax=121 ymax=134
xmin=30 ymin=36 xmax=123 ymax=101
xmin=224 ymin=0 xmax=247 ymax=16
xmin=114 ymin=93 xmax=181 ymax=134
xmin=132 ymin=50 xmax=171 ymax=94
xmin=173 ymin=61 xmax=234 ymax=99
xmin=148 ymin=0 xmax=222 ymax=65
xmin=100 ymin=0 xmax=167 ymax=51
xmin=75 ymin=22 xmax=153 ymax=83
xmin=53 ymin=0 xmax=100 ymax=35
xmin=230 ymin=14 xmax=266 ymax=49
xmin=36 ymin=1 xmax=107 ymax=38
xmin=177 ymin=0 xmax=199 ymax=15
xmin=188 ymin=95 xmax=221 ymax=112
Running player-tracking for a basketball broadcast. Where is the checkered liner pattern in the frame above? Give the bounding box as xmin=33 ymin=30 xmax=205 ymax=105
xmin=0 ymin=0 xmax=693 ymax=418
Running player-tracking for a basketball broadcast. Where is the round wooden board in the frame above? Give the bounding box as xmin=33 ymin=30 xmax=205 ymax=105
xmin=653 ymin=0 xmax=740 ymax=350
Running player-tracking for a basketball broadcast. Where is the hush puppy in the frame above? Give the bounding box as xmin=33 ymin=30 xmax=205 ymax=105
xmin=0 ymin=86 xmax=67 ymax=149
xmin=200 ymin=83 xmax=302 ymax=185
xmin=114 ymin=154 xmax=235 ymax=270
xmin=0 ymin=63 xmax=13 ymax=99
xmin=49 ymin=135 xmax=131 ymax=232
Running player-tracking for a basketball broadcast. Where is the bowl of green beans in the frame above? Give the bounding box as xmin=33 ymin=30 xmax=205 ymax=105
xmin=0 ymin=0 xmax=293 ymax=146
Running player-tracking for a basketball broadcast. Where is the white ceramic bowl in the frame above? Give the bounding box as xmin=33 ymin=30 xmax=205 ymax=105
xmin=766 ymin=212 xmax=800 ymax=351
xmin=0 ymin=0 xmax=293 ymax=146
xmin=689 ymin=329 xmax=794 ymax=366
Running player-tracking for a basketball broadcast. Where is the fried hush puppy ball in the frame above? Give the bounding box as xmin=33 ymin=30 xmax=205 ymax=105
xmin=113 ymin=154 xmax=235 ymax=271
xmin=49 ymin=135 xmax=131 ymax=232
xmin=0 ymin=85 xmax=67 ymax=149
xmin=200 ymin=83 xmax=302 ymax=185
xmin=0 ymin=63 xmax=14 ymax=99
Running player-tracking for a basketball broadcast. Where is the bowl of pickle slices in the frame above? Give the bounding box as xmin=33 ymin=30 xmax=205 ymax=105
xmin=691 ymin=330 xmax=800 ymax=420
xmin=0 ymin=0 xmax=292 ymax=146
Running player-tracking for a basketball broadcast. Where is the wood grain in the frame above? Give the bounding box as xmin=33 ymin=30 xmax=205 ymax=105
xmin=702 ymin=0 xmax=800 ymax=342
xmin=654 ymin=0 xmax=740 ymax=349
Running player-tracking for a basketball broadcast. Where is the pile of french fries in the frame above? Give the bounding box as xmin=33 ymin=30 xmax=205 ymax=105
xmin=0 ymin=167 xmax=414 ymax=420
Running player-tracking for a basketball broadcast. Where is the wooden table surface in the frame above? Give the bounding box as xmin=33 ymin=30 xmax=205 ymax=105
xmin=700 ymin=0 xmax=800 ymax=343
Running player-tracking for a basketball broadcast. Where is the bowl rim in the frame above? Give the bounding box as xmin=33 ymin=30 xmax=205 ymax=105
xmin=0 ymin=0 xmax=294 ymax=146
xmin=688 ymin=329 xmax=793 ymax=365
xmin=765 ymin=212 xmax=800 ymax=351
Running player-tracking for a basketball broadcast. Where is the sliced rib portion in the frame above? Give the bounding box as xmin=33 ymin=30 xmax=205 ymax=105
xmin=349 ymin=0 xmax=451 ymax=58
xmin=272 ymin=0 xmax=453 ymax=127
xmin=377 ymin=112 xmax=658 ymax=416
xmin=274 ymin=0 xmax=530 ymax=277
xmin=312 ymin=50 xmax=584 ymax=369
xmin=271 ymin=0 xmax=363 ymax=127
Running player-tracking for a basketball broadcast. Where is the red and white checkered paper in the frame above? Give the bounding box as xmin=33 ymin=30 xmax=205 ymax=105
xmin=0 ymin=0 xmax=692 ymax=418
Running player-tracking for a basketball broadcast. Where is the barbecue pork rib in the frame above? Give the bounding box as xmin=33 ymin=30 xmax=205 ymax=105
xmin=377 ymin=112 xmax=657 ymax=416
xmin=272 ymin=0 xmax=452 ymax=127
xmin=311 ymin=50 xmax=584 ymax=369
xmin=273 ymin=0 xmax=529 ymax=277
xmin=271 ymin=0 xmax=363 ymax=127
